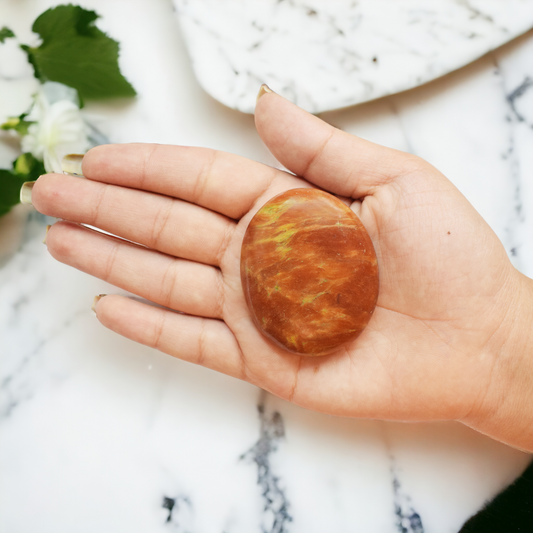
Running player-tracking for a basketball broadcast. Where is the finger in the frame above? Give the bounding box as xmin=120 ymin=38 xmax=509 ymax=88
xmin=94 ymin=294 xmax=245 ymax=379
xmin=254 ymin=91 xmax=423 ymax=198
xmin=47 ymin=222 xmax=224 ymax=319
xmin=81 ymin=143 xmax=305 ymax=219
xmin=33 ymin=173 xmax=234 ymax=267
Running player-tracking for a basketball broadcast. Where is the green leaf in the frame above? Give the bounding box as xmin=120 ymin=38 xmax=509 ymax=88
xmin=0 ymin=170 xmax=26 ymax=218
xmin=0 ymin=153 xmax=46 ymax=217
xmin=22 ymin=4 xmax=136 ymax=100
xmin=14 ymin=153 xmax=46 ymax=178
xmin=1 ymin=113 xmax=34 ymax=136
xmin=0 ymin=26 xmax=15 ymax=43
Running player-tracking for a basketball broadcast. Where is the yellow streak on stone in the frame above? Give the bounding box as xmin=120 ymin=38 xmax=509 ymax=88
xmin=301 ymin=292 xmax=326 ymax=305
xmin=254 ymin=222 xmax=300 ymax=261
xmin=255 ymin=198 xmax=297 ymax=227
xmin=287 ymin=334 xmax=298 ymax=347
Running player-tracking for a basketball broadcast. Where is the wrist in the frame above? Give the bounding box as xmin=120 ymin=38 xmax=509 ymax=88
xmin=461 ymin=269 xmax=533 ymax=451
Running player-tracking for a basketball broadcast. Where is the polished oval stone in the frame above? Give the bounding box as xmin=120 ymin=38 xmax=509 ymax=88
xmin=240 ymin=188 xmax=379 ymax=356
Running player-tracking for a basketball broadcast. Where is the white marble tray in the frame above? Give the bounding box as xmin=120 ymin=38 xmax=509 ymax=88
xmin=174 ymin=0 xmax=533 ymax=113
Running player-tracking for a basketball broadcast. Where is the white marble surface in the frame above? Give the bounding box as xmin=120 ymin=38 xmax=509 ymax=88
xmin=174 ymin=0 xmax=533 ymax=114
xmin=1 ymin=1 xmax=532 ymax=532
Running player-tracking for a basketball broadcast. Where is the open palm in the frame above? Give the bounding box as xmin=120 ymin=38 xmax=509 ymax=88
xmin=34 ymin=91 xmax=520 ymax=430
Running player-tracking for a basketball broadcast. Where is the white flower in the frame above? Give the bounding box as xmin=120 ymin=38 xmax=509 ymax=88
xmin=21 ymin=82 xmax=90 ymax=173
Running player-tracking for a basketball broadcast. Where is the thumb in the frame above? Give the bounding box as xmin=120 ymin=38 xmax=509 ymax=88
xmin=254 ymin=85 xmax=416 ymax=198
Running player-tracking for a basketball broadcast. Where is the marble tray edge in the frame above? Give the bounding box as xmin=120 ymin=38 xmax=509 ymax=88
xmin=175 ymin=19 xmax=533 ymax=115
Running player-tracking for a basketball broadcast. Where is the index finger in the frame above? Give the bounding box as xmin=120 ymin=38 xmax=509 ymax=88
xmin=80 ymin=144 xmax=301 ymax=219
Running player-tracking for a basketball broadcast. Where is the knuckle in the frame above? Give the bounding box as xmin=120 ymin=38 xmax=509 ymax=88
xmin=214 ymin=222 xmax=234 ymax=267
xmin=151 ymin=312 xmax=167 ymax=350
xmin=193 ymin=150 xmax=218 ymax=204
xmin=213 ymin=272 xmax=226 ymax=319
xmin=150 ymin=200 xmax=173 ymax=249
xmin=102 ymin=241 xmax=120 ymax=281
xmin=196 ymin=319 xmax=208 ymax=366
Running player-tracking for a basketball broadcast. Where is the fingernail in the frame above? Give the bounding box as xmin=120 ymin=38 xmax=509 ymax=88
xmin=256 ymin=84 xmax=274 ymax=103
xmin=20 ymin=181 xmax=36 ymax=205
xmin=92 ymin=294 xmax=107 ymax=313
xmin=62 ymin=154 xmax=85 ymax=176
xmin=43 ymin=224 xmax=51 ymax=245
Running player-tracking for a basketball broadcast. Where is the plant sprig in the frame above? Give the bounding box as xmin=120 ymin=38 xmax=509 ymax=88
xmin=0 ymin=4 xmax=136 ymax=218
xmin=0 ymin=154 xmax=45 ymax=218
xmin=0 ymin=26 xmax=15 ymax=43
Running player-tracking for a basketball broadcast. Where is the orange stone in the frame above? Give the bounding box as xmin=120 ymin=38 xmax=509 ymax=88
xmin=240 ymin=188 xmax=379 ymax=356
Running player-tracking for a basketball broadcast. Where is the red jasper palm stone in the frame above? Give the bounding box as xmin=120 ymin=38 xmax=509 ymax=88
xmin=240 ymin=188 xmax=379 ymax=355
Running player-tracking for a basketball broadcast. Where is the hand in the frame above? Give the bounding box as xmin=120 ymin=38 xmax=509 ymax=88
xmin=31 ymin=90 xmax=533 ymax=450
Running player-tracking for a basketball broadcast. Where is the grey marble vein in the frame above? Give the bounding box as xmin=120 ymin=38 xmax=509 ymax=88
xmin=392 ymin=470 xmax=425 ymax=533
xmin=240 ymin=397 xmax=292 ymax=533
xmin=161 ymin=495 xmax=193 ymax=530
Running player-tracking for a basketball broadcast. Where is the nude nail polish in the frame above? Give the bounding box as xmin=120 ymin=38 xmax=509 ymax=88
xmin=43 ymin=225 xmax=51 ymax=245
xmin=20 ymin=181 xmax=36 ymax=205
xmin=92 ymin=294 xmax=107 ymax=313
xmin=256 ymin=84 xmax=274 ymax=103
xmin=62 ymin=154 xmax=85 ymax=176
